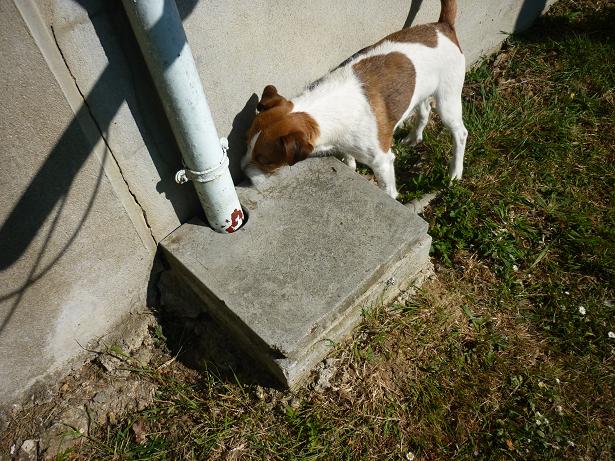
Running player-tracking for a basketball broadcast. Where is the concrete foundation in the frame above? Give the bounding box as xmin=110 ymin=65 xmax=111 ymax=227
xmin=161 ymin=158 xmax=432 ymax=387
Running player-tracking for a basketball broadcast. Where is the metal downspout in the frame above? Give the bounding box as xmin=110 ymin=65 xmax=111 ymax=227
xmin=122 ymin=0 xmax=244 ymax=233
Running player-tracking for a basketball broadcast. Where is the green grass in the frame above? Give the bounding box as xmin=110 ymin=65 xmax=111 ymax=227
xmin=64 ymin=1 xmax=615 ymax=459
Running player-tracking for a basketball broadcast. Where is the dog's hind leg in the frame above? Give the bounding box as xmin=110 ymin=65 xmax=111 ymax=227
xmin=402 ymin=99 xmax=432 ymax=146
xmin=436 ymin=87 xmax=467 ymax=182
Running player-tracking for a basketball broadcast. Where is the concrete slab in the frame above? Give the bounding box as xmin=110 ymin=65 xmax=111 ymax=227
xmin=161 ymin=157 xmax=432 ymax=387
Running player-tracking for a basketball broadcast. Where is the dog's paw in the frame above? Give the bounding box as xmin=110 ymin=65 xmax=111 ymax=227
xmin=448 ymin=171 xmax=463 ymax=186
xmin=387 ymin=187 xmax=399 ymax=200
xmin=402 ymin=133 xmax=423 ymax=147
xmin=243 ymin=163 xmax=271 ymax=189
xmin=342 ymin=155 xmax=357 ymax=171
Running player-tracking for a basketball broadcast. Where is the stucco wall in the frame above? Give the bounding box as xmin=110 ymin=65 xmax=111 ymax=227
xmin=43 ymin=0 xmax=556 ymax=240
xmin=0 ymin=0 xmax=154 ymax=407
xmin=1 ymin=0 xmax=554 ymax=408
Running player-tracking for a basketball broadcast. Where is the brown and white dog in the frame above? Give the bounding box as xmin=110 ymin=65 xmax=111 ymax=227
xmin=242 ymin=0 xmax=467 ymax=199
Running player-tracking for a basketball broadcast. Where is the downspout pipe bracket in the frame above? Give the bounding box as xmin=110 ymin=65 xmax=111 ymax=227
xmin=175 ymin=138 xmax=230 ymax=185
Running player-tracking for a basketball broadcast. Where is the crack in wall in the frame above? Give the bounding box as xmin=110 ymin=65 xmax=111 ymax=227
xmin=50 ymin=25 xmax=157 ymax=244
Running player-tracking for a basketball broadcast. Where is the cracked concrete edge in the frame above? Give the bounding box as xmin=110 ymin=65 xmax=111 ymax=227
xmin=14 ymin=0 xmax=157 ymax=253
xmin=279 ymin=234 xmax=434 ymax=389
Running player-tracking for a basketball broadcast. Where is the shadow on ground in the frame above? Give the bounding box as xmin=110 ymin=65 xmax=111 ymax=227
xmin=155 ymin=269 xmax=281 ymax=388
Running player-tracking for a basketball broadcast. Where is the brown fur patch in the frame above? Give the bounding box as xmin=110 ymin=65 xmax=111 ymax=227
xmin=380 ymin=23 xmax=439 ymax=48
xmin=352 ymin=52 xmax=416 ymax=152
xmin=337 ymin=24 xmax=437 ymax=70
xmin=247 ymin=101 xmax=294 ymax=144
xmin=388 ymin=22 xmax=461 ymax=52
xmin=334 ymin=22 xmax=461 ymax=73
xmin=248 ymin=111 xmax=320 ymax=172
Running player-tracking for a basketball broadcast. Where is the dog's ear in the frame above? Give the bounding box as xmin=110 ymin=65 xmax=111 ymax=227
xmin=257 ymin=85 xmax=287 ymax=112
xmin=278 ymin=131 xmax=313 ymax=166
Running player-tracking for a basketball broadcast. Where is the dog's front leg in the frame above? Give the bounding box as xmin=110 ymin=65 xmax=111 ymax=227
xmin=370 ymin=149 xmax=398 ymax=199
xmin=339 ymin=153 xmax=356 ymax=171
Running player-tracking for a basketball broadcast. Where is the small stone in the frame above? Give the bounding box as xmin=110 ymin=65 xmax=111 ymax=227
xmin=92 ymin=389 xmax=113 ymax=404
xmin=96 ymin=412 xmax=107 ymax=426
xmin=57 ymin=405 xmax=89 ymax=435
xmin=98 ymin=354 xmax=122 ymax=373
xmin=289 ymin=398 xmax=301 ymax=410
xmin=40 ymin=423 xmax=83 ymax=459
xmin=311 ymin=358 xmax=338 ymax=391
xmin=133 ymin=348 xmax=153 ymax=367
xmin=255 ymin=385 xmax=267 ymax=400
xmin=17 ymin=439 xmax=38 ymax=461
xmin=137 ymin=398 xmax=149 ymax=411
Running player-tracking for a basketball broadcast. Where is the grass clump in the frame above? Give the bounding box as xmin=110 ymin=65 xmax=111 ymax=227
xmin=48 ymin=1 xmax=615 ymax=459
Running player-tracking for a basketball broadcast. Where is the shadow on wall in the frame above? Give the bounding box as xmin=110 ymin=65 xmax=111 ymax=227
xmin=402 ymin=0 xmax=549 ymax=32
xmin=226 ymin=94 xmax=259 ymax=179
xmin=403 ymin=0 xmax=424 ymax=28
xmin=0 ymin=0 xmax=203 ymax=335
xmin=514 ymin=0 xmax=549 ymax=32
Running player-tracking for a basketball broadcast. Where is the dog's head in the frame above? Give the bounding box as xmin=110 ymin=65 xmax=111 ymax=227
xmin=243 ymin=85 xmax=319 ymax=174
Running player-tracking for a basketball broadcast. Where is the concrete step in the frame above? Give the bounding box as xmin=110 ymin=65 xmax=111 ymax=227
xmin=160 ymin=157 xmax=432 ymax=388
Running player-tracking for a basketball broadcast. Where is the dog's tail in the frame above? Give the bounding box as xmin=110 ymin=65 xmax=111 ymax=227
xmin=438 ymin=0 xmax=457 ymax=28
